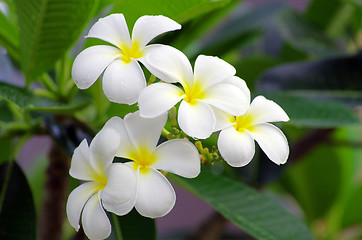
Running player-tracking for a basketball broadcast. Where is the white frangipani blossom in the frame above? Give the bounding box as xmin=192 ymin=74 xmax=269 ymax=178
xmin=109 ymin=111 xmax=200 ymax=218
xmin=138 ymin=46 xmax=250 ymax=139
xmin=72 ymin=13 xmax=181 ymax=104
xmin=66 ymin=118 xmax=137 ymax=240
xmin=217 ymin=96 xmax=290 ymax=167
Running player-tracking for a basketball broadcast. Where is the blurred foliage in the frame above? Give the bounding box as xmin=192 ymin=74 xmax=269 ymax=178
xmin=0 ymin=0 xmax=361 ymax=239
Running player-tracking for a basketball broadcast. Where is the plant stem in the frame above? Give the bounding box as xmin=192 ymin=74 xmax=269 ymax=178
xmin=112 ymin=213 xmax=124 ymax=240
xmin=147 ymin=74 xmax=156 ymax=85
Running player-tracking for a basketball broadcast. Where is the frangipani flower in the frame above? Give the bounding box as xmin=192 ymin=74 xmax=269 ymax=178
xmin=217 ymin=95 xmax=290 ymax=167
xmin=72 ymin=14 xmax=181 ymax=104
xmin=138 ymin=46 xmax=250 ymax=139
xmin=66 ymin=118 xmax=137 ymax=240
xmin=109 ymin=111 xmax=200 ymax=218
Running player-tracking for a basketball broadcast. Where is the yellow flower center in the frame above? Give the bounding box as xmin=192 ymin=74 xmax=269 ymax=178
xmin=128 ymin=146 xmax=157 ymax=174
xmin=94 ymin=174 xmax=108 ymax=190
xmin=119 ymin=41 xmax=143 ymax=64
xmin=234 ymin=114 xmax=255 ymax=133
xmin=183 ymin=81 xmax=205 ymax=105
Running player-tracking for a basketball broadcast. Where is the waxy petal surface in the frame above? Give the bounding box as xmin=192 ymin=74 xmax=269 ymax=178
xmin=86 ymin=13 xmax=131 ymax=49
xmin=66 ymin=182 xmax=99 ymax=231
xmin=247 ymin=96 xmax=289 ymax=124
xmin=178 ymin=100 xmax=215 ymax=139
xmin=250 ymin=123 xmax=289 ymax=165
xmin=102 ymin=59 xmax=146 ymax=104
xmin=132 ymin=15 xmax=181 ymax=47
xmin=72 ymin=45 xmax=120 ymax=89
xmin=81 ymin=193 xmax=111 ymax=240
xmin=69 ymin=139 xmax=97 ymax=181
xmin=153 ymin=139 xmax=200 ymax=178
xmin=193 ymin=55 xmax=236 ymax=88
xmin=138 ymin=82 xmax=184 ymax=118
xmin=218 ymin=127 xmax=255 ymax=167
xmin=135 ymin=168 xmax=176 ymax=218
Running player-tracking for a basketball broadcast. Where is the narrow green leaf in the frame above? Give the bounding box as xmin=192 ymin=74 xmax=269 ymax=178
xmin=111 ymin=0 xmax=230 ymax=26
xmin=171 ymin=169 xmax=314 ymax=240
xmin=14 ymin=0 xmax=97 ymax=83
xmin=262 ymin=92 xmax=359 ymax=128
xmin=0 ymin=11 xmax=19 ymax=61
xmin=0 ymin=161 xmax=36 ymax=240
xmin=109 ymin=209 xmax=156 ymax=240
xmin=0 ymin=82 xmax=90 ymax=114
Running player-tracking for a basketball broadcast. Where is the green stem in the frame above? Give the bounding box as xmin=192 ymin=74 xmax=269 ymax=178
xmin=39 ymin=73 xmax=58 ymax=93
xmin=112 ymin=213 xmax=124 ymax=240
xmin=161 ymin=128 xmax=171 ymax=139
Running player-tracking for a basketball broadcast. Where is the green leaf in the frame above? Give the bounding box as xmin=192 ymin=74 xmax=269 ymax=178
xmin=0 ymin=11 xmax=19 ymax=61
xmin=110 ymin=209 xmax=156 ymax=240
xmin=14 ymin=0 xmax=97 ymax=83
xmin=342 ymin=185 xmax=362 ymax=227
xmin=171 ymin=169 xmax=314 ymax=240
xmin=0 ymin=82 xmax=90 ymax=114
xmin=262 ymin=92 xmax=359 ymax=128
xmin=0 ymin=161 xmax=36 ymax=240
xmin=111 ymin=0 xmax=230 ymax=27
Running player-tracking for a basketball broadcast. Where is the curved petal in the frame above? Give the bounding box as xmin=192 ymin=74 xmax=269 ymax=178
xmin=225 ymin=76 xmax=251 ymax=106
xmin=248 ymin=96 xmax=289 ymax=124
xmin=138 ymin=82 xmax=184 ymax=118
xmin=89 ymin=117 xmax=123 ymax=172
xmin=101 ymin=163 xmax=137 ymax=205
xmin=66 ymin=182 xmax=99 ymax=231
xmin=143 ymin=45 xmax=193 ymax=87
xmin=81 ymin=192 xmax=111 ymax=240
xmin=153 ymin=139 xmax=200 ymax=178
xmin=102 ymin=59 xmax=146 ymax=104
xmin=132 ymin=15 xmax=181 ymax=47
xmin=212 ymin=107 xmax=234 ymax=131
xmin=135 ymin=168 xmax=176 ymax=218
xmin=217 ymin=127 xmax=255 ymax=167
xmin=193 ymin=55 xmax=236 ymax=88
xmin=202 ymin=82 xmax=249 ymax=116
xmin=178 ymin=100 xmax=215 ymax=139
xmin=72 ymin=45 xmax=120 ymax=89
xmin=86 ymin=13 xmax=131 ymax=49
xmin=103 ymin=162 xmax=138 ymax=216
xmin=249 ymin=123 xmax=289 ymax=165
xmin=69 ymin=139 xmax=97 ymax=181
xmin=124 ymin=111 xmax=167 ymax=150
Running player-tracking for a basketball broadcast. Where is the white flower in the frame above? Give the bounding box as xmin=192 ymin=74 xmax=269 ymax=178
xmin=138 ymin=46 xmax=250 ymax=139
xmin=109 ymin=111 xmax=200 ymax=218
xmin=72 ymin=14 xmax=181 ymax=104
xmin=66 ymin=118 xmax=137 ymax=240
xmin=217 ymin=96 xmax=290 ymax=167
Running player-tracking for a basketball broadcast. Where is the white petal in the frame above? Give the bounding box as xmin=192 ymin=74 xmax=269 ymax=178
xmin=135 ymin=168 xmax=176 ymax=218
xmin=249 ymin=123 xmax=289 ymax=165
xmin=124 ymin=111 xmax=167 ymax=150
xmin=72 ymin=45 xmax=120 ymax=89
xmin=153 ymin=139 xmax=200 ymax=178
xmin=132 ymin=15 xmax=181 ymax=47
xmin=101 ymin=163 xmax=137 ymax=205
xmin=212 ymin=107 xmax=234 ymax=131
xmin=86 ymin=13 xmax=131 ymax=49
xmin=178 ymin=100 xmax=215 ymax=139
xmin=193 ymin=55 xmax=236 ymax=88
xmin=144 ymin=45 xmax=193 ymax=87
xmin=89 ymin=117 xmax=123 ymax=171
xmin=217 ymin=127 xmax=255 ymax=167
xmin=225 ymin=76 xmax=251 ymax=106
xmin=66 ymin=182 xmax=99 ymax=231
xmin=102 ymin=59 xmax=146 ymax=104
xmin=69 ymin=139 xmax=97 ymax=181
xmin=138 ymin=82 xmax=184 ymax=118
xmin=202 ymin=82 xmax=249 ymax=116
xmin=103 ymin=162 xmax=138 ymax=215
xmin=248 ymin=96 xmax=289 ymax=124
xmin=82 ymin=192 xmax=111 ymax=240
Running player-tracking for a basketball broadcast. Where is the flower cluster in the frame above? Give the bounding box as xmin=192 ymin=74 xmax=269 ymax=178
xmin=68 ymin=13 xmax=289 ymax=240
